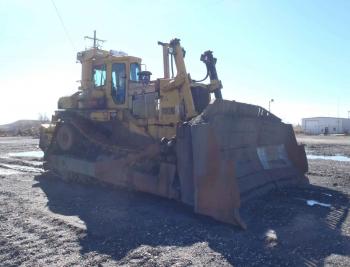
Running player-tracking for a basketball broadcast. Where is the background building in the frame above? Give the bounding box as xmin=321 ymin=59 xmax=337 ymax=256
xmin=302 ymin=117 xmax=350 ymax=135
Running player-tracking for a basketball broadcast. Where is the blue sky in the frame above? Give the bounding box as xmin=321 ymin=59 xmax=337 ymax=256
xmin=1 ymin=0 xmax=349 ymax=124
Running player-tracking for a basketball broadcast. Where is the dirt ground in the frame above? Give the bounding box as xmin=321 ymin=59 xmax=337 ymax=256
xmin=298 ymin=134 xmax=350 ymax=157
xmin=0 ymin=136 xmax=349 ymax=266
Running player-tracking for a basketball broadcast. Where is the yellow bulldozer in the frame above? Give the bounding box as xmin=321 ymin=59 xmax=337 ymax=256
xmin=40 ymin=32 xmax=308 ymax=229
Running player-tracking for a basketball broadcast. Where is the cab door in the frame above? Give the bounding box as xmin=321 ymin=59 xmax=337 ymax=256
xmin=111 ymin=62 xmax=127 ymax=106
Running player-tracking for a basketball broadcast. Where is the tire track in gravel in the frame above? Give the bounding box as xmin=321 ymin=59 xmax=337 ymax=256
xmin=0 ymin=150 xmax=119 ymax=266
xmin=0 ymin=184 xmax=113 ymax=266
xmin=0 ymin=160 xmax=43 ymax=174
xmin=0 ymin=185 xmax=80 ymax=265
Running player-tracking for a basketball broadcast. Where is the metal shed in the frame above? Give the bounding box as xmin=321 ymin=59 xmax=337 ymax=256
xmin=302 ymin=117 xmax=350 ymax=135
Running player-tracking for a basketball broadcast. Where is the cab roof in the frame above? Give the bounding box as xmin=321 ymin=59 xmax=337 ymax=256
xmin=77 ymin=48 xmax=142 ymax=64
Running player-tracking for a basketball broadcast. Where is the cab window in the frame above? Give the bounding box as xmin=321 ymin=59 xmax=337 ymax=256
xmin=130 ymin=63 xmax=140 ymax=81
xmin=93 ymin=64 xmax=106 ymax=87
xmin=111 ymin=63 xmax=126 ymax=104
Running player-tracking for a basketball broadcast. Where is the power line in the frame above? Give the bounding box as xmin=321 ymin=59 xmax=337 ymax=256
xmin=50 ymin=0 xmax=76 ymax=51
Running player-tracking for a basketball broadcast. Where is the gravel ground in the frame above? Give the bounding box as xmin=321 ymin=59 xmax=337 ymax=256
xmin=298 ymin=134 xmax=350 ymax=157
xmin=0 ymin=136 xmax=349 ymax=266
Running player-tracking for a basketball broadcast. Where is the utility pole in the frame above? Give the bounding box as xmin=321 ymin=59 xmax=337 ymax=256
xmin=84 ymin=30 xmax=105 ymax=49
xmin=348 ymin=110 xmax=350 ymax=119
xmin=269 ymin=99 xmax=274 ymax=112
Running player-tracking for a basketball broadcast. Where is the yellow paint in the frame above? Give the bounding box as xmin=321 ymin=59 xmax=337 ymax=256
xmin=90 ymin=111 xmax=110 ymax=121
xmin=49 ymin=37 xmax=222 ymax=141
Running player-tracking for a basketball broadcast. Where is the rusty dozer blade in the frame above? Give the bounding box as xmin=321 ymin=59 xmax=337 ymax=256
xmin=176 ymin=99 xmax=308 ymax=229
xmin=43 ymin=99 xmax=308 ymax=229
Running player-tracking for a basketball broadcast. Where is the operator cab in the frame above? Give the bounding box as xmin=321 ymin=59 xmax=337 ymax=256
xmin=76 ymin=43 xmax=154 ymax=111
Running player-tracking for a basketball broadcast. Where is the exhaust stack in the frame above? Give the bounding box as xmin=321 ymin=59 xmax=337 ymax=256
xmin=158 ymin=41 xmax=170 ymax=79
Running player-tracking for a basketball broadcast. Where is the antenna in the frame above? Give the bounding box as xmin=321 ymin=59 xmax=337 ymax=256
xmin=84 ymin=30 xmax=106 ymax=49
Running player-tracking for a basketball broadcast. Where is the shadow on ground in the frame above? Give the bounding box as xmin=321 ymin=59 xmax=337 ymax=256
xmin=34 ymin=173 xmax=350 ymax=266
